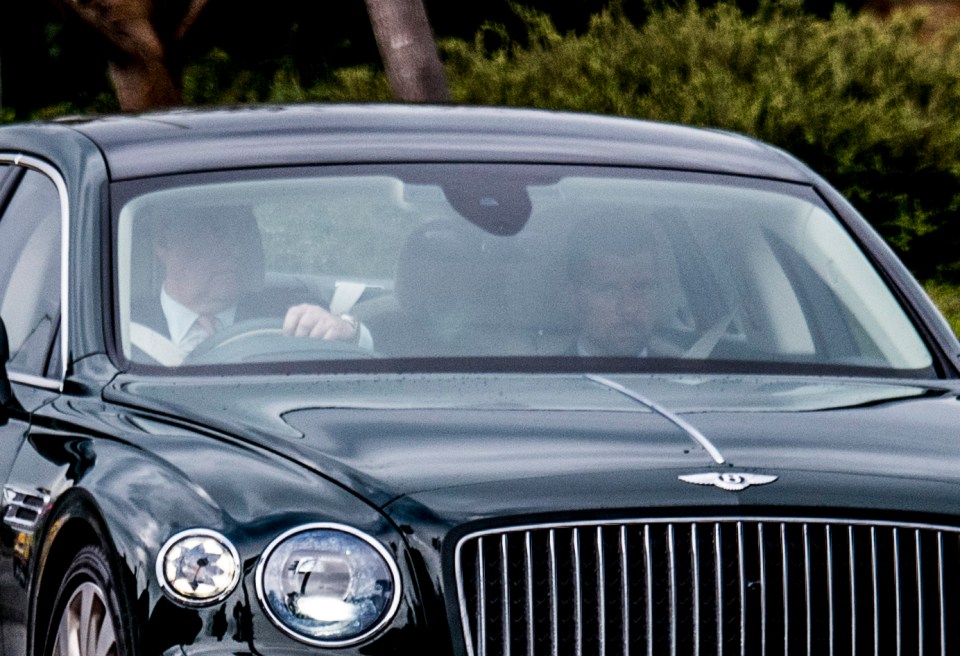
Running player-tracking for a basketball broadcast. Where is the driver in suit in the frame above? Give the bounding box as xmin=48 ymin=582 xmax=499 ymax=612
xmin=130 ymin=207 xmax=370 ymax=364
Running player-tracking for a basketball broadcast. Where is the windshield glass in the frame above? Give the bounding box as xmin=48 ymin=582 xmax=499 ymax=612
xmin=114 ymin=165 xmax=934 ymax=375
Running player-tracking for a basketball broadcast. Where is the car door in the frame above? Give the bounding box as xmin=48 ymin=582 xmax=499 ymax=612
xmin=0 ymin=158 xmax=64 ymax=655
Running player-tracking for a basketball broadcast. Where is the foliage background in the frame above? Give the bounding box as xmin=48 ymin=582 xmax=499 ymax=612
xmin=4 ymin=0 xmax=960 ymax=329
xmin=437 ymin=3 xmax=960 ymax=284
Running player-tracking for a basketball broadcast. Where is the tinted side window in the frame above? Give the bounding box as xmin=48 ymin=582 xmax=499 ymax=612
xmin=0 ymin=169 xmax=61 ymax=376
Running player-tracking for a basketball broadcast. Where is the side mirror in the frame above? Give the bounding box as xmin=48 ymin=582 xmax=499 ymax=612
xmin=0 ymin=318 xmax=12 ymax=408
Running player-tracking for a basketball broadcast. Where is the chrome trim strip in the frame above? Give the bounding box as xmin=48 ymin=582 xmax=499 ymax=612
xmin=8 ymin=372 xmax=60 ymax=391
xmin=0 ymin=155 xmax=70 ymax=389
xmin=715 ymin=523 xmax=723 ymax=656
xmin=849 ymin=526 xmax=857 ymax=652
xmin=645 ymin=525 xmax=653 ymax=656
xmin=573 ymin=528 xmax=583 ymax=656
xmin=915 ymin=529 xmax=923 ymax=656
xmin=826 ymin=525 xmax=835 ymax=656
xmin=2 ymin=486 xmax=51 ymax=532
xmin=758 ymin=523 xmax=767 ymax=656
xmin=457 ymin=538 xmax=478 ymax=656
xmin=620 ymin=526 xmax=630 ymax=655
xmin=0 ymin=514 xmax=38 ymax=531
xmin=596 ymin=527 xmax=606 ymax=656
xmin=525 ymin=531 xmax=535 ymax=656
xmin=938 ymin=532 xmax=946 ymax=656
xmin=803 ymin=524 xmax=811 ymax=656
xmin=872 ymin=527 xmax=879 ymax=656
xmin=737 ymin=522 xmax=745 ymax=656
xmin=692 ymin=523 xmax=701 ymax=656
xmin=500 ymin=534 xmax=510 ymax=656
xmin=668 ymin=524 xmax=677 ymax=656
xmin=894 ymin=528 xmax=902 ymax=656
xmin=477 ymin=537 xmax=487 ymax=656
xmin=549 ymin=529 xmax=559 ymax=656
xmin=585 ymin=375 xmax=726 ymax=464
xmin=57 ymin=159 xmax=70 ymax=385
xmin=782 ymin=524 xmax=789 ymax=656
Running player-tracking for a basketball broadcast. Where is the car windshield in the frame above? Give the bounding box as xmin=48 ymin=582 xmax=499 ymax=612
xmin=113 ymin=164 xmax=934 ymax=376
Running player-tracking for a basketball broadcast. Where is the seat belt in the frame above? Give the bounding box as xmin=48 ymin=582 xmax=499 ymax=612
xmin=684 ymin=312 xmax=735 ymax=360
xmin=129 ymin=322 xmax=185 ymax=366
xmin=329 ymin=281 xmax=367 ymax=315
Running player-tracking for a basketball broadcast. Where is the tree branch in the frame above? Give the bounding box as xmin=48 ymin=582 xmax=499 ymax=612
xmin=55 ymin=0 xmax=162 ymax=59
xmin=174 ymin=0 xmax=210 ymax=40
xmin=53 ymin=0 xmax=183 ymax=110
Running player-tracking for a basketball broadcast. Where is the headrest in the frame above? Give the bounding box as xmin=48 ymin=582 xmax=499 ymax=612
xmin=393 ymin=219 xmax=574 ymax=335
xmin=133 ymin=204 xmax=265 ymax=297
xmin=394 ymin=220 xmax=492 ymax=319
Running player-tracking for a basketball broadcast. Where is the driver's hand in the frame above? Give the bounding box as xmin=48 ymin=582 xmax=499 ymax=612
xmin=282 ymin=304 xmax=358 ymax=341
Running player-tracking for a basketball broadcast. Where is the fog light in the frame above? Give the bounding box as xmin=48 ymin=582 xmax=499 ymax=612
xmin=156 ymin=529 xmax=241 ymax=606
xmin=255 ymin=524 xmax=401 ymax=647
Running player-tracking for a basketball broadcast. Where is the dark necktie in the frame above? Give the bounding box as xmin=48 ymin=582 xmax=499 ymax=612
xmin=194 ymin=314 xmax=221 ymax=337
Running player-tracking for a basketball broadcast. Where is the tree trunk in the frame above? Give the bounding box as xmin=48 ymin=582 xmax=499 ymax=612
xmin=51 ymin=0 xmax=208 ymax=111
xmin=364 ymin=0 xmax=450 ymax=103
xmin=104 ymin=11 xmax=181 ymax=110
xmin=108 ymin=55 xmax=181 ymax=112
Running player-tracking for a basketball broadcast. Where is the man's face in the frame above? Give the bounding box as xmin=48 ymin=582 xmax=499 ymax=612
xmin=155 ymin=218 xmax=247 ymax=314
xmin=573 ymin=250 xmax=659 ymax=356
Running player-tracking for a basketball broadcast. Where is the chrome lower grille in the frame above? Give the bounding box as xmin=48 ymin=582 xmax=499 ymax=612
xmin=456 ymin=518 xmax=960 ymax=655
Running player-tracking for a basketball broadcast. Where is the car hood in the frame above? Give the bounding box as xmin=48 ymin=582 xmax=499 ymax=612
xmin=109 ymin=373 xmax=960 ymax=518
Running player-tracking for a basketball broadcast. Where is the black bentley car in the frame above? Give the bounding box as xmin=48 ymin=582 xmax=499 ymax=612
xmin=0 ymin=104 xmax=958 ymax=655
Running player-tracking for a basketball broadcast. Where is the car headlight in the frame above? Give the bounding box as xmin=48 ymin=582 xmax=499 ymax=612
xmin=255 ymin=523 xmax=401 ymax=647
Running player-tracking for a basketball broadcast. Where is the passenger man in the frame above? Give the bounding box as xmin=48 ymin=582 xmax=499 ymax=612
xmin=566 ymin=217 xmax=675 ymax=357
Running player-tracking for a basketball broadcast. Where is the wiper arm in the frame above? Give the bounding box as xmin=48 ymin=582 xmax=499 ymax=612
xmin=585 ymin=373 xmax=726 ymax=465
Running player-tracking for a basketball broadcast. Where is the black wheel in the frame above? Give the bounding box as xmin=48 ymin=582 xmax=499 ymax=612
xmin=44 ymin=545 xmax=133 ymax=656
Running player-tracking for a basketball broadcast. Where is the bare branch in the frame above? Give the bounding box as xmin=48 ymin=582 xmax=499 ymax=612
xmin=53 ymin=0 xmax=182 ymax=110
xmin=174 ymin=0 xmax=210 ymax=40
xmin=54 ymin=0 xmax=160 ymax=59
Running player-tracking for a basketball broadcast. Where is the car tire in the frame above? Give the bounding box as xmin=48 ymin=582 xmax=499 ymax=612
xmin=43 ymin=545 xmax=133 ymax=656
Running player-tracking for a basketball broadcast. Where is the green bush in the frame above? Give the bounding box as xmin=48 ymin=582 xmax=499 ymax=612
xmin=924 ymin=279 xmax=960 ymax=335
xmin=440 ymin=2 xmax=960 ymax=280
xmin=182 ymin=49 xmax=392 ymax=106
xmin=182 ymin=48 xmax=275 ymax=105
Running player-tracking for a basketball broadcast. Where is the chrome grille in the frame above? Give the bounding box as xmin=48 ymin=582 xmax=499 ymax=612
xmin=456 ymin=518 xmax=960 ymax=655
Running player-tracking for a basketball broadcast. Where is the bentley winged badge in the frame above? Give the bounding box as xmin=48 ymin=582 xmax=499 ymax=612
xmin=679 ymin=472 xmax=778 ymax=491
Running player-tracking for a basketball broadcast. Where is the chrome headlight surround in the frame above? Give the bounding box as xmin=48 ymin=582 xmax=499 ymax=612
xmin=255 ymin=523 xmax=402 ymax=647
xmin=156 ymin=528 xmax=241 ymax=607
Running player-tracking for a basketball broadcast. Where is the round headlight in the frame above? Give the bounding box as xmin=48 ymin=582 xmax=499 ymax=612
xmin=156 ymin=529 xmax=241 ymax=606
xmin=255 ymin=524 xmax=401 ymax=647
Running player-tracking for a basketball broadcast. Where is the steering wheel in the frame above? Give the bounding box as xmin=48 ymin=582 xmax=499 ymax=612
xmin=183 ymin=318 xmax=375 ymax=365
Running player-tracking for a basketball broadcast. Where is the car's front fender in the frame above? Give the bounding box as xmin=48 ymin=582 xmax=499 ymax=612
xmin=9 ymin=398 xmax=428 ymax=654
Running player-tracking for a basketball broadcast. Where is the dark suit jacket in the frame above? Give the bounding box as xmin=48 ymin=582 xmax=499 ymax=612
xmin=564 ymin=330 xmax=686 ymax=357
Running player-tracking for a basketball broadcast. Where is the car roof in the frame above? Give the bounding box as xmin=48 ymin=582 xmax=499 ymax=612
xmin=43 ymin=104 xmax=812 ymax=182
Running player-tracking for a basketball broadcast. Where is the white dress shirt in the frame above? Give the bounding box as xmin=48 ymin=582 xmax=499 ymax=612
xmin=160 ymin=288 xmax=237 ymax=353
xmin=159 ymin=287 xmax=373 ymax=354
